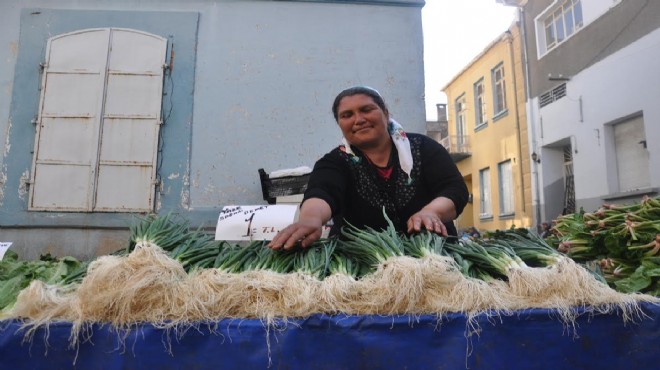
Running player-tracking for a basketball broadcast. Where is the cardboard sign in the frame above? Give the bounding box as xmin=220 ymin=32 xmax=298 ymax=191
xmin=214 ymin=205 xmax=298 ymax=241
xmin=0 ymin=242 xmax=12 ymax=260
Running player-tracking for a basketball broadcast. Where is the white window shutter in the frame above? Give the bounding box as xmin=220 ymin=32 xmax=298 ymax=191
xmin=95 ymin=29 xmax=167 ymax=211
xmin=29 ymin=29 xmax=110 ymax=211
xmin=29 ymin=28 xmax=167 ymax=212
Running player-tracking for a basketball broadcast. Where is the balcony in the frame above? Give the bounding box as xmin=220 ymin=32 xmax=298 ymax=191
xmin=440 ymin=135 xmax=471 ymax=162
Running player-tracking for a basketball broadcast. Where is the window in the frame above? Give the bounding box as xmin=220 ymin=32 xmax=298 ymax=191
xmin=498 ymin=160 xmax=514 ymax=216
xmin=613 ymin=115 xmax=650 ymax=193
xmin=28 ymin=28 xmax=167 ymax=212
xmin=455 ymin=94 xmax=467 ymax=149
xmin=473 ymin=79 xmax=487 ymax=127
xmin=539 ymin=0 xmax=584 ymax=55
xmin=479 ymin=167 xmax=492 ymax=218
xmin=491 ymin=63 xmax=507 ymax=116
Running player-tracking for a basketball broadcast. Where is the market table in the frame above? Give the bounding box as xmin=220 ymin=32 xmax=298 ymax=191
xmin=1 ymin=302 xmax=659 ymax=369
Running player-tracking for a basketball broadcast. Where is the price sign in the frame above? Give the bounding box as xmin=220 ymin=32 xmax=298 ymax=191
xmin=0 ymin=242 xmax=12 ymax=260
xmin=214 ymin=205 xmax=298 ymax=241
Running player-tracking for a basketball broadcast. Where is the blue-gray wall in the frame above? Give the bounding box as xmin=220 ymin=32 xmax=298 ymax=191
xmin=1 ymin=8 xmax=198 ymax=228
xmin=0 ymin=0 xmax=426 ymax=258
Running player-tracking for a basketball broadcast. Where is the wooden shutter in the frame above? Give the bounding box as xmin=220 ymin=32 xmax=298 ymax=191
xmin=29 ymin=28 xmax=167 ymax=212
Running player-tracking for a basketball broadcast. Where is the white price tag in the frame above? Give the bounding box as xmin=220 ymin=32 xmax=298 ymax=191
xmin=0 ymin=242 xmax=13 ymax=260
xmin=214 ymin=205 xmax=298 ymax=241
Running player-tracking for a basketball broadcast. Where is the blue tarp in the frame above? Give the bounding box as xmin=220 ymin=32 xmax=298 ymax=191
xmin=1 ymin=302 xmax=659 ymax=370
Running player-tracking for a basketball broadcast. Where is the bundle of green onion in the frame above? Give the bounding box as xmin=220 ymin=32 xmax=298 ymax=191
xmin=550 ymin=195 xmax=660 ymax=295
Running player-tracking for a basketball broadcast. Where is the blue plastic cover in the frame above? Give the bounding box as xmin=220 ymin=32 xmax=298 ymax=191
xmin=1 ymin=302 xmax=659 ymax=370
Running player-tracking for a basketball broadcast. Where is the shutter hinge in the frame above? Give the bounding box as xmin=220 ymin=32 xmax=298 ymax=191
xmin=31 ymin=117 xmax=39 ymax=126
xmin=39 ymin=62 xmax=47 ymax=71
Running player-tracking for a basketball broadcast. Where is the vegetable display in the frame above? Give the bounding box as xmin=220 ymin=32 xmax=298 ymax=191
xmin=0 ymin=251 xmax=81 ymax=311
xmin=550 ymin=195 xmax=660 ymax=295
xmin=0 ymin=209 xmax=656 ymax=341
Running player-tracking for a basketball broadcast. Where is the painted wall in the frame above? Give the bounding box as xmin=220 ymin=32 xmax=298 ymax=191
xmin=443 ymin=23 xmax=532 ymax=233
xmin=518 ymin=0 xmax=660 ymax=222
xmin=532 ymin=27 xmax=660 ymax=219
xmin=0 ymin=0 xmax=426 ymax=259
xmin=523 ymin=0 xmax=660 ymax=98
xmin=521 ymin=0 xmax=660 ymax=222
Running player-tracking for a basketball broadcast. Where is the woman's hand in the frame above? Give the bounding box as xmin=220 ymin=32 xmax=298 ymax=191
xmin=407 ymin=209 xmax=448 ymax=236
xmin=406 ymin=196 xmax=457 ymax=237
xmin=267 ymin=198 xmax=332 ymax=250
xmin=267 ymin=219 xmax=323 ymax=250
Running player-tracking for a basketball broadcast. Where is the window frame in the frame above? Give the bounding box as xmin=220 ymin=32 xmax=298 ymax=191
xmin=0 ymin=9 xmax=198 ymax=229
xmin=537 ymin=0 xmax=584 ymax=57
xmin=491 ymin=63 xmax=507 ymax=118
xmin=27 ymin=28 xmax=167 ymax=213
xmin=479 ymin=167 xmax=492 ymax=219
xmin=455 ymin=94 xmax=467 ymax=145
xmin=497 ymin=159 xmax=515 ymax=217
xmin=473 ymin=78 xmax=487 ymax=129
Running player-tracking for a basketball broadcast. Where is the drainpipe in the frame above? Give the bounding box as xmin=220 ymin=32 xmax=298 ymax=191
xmin=518 ymin=6 xmax=543 ymax=228
xmin=505 ymin=29 xmax=526 ymax=218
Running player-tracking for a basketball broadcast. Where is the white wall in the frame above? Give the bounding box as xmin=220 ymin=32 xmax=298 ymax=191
xmin=533 ymin=27 xmax=660 ymax=215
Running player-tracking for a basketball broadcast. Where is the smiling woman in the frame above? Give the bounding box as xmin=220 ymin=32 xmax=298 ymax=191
xmin=268 ymin=86 xmax=469 ymax=250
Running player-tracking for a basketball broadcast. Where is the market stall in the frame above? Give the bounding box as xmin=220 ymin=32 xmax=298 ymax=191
xmin=2 ymin=197 xmax=660 ymax=369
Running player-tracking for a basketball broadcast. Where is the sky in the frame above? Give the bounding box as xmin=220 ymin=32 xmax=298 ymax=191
xmin=422 ymin=0 xmax=518 ymax=121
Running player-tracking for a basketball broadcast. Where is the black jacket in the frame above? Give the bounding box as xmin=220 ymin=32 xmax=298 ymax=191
xmin=303 ymin=133 xmax=469 ymax=237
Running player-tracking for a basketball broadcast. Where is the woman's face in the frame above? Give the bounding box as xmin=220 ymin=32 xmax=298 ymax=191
xmin=336 ymin=94 xmax=390 ymax=150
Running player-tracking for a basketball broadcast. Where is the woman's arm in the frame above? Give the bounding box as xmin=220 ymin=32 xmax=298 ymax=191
xmin=268 ymin=149 xmax=347 ymax=250
xmin=422 ymin=137 xmax=469 ymax=217
xmin=407 ymin=135 xmax=468 ymax=236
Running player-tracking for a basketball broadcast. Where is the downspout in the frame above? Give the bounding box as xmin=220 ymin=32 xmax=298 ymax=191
xmin=518 ymin=6 xmax=543 ymax=228
xmin=505 ymin=29 xmax=526 ymax=217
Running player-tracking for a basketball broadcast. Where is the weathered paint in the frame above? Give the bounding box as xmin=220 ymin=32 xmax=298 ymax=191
xmin=0 ymin=168 xmax=6 ymax=205
xmin=18 ymin=169 xmax=30 ymax=199
xmin=0 ymin=228 xmax=130 ymax=260
xmin=1 ymin=7 xmax=198 ymax=229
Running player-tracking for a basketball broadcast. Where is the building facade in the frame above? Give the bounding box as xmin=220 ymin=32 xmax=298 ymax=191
xmin=500 ymin=0 xmax=660 ymax=223
xmin=0 ymin=0 xmax=427 ymax=259
xmin=442 ymin=22 xmax=532 ymax=233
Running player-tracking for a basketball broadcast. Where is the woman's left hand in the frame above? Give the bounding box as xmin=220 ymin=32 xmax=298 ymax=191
xmin=407 ymin=209 xmax=448 ymax=236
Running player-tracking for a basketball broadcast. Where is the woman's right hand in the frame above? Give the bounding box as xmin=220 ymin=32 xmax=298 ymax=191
xmin=267 ymin=198 xmax=332 ymax=250
xmin=267 ymin=219 xmax=323 ymax=250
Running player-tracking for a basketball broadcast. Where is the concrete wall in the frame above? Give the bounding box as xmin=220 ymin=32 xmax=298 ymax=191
xmin=531 ymin=27 xmax=660 ymax=220
xmin=518 ymin=0 xmax=660 ymax=222
xmin=522 ymin=0 xmax=660 ymax=98
xmin=0 ymin=0 xmax=426 ymax=258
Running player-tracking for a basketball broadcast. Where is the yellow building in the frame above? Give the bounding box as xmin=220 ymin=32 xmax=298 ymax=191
xmin=441 ymin=23 xmax=532 ymax=233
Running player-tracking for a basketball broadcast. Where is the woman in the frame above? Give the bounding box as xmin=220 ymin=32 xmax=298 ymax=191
xmin=268 ymin=86 xmax=468 ymax=250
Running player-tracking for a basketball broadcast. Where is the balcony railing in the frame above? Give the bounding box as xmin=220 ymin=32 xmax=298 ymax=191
xmin=439 ymin=135 xmax=471 ymax=161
